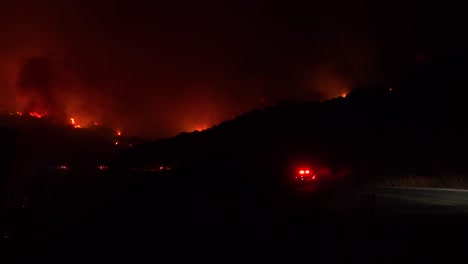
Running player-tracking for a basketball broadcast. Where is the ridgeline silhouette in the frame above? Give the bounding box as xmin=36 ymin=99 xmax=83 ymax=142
xmin=1 ymin=51 xmax=467 ymax=192
xmin=116 ymin=51 xmax=468 ymax=188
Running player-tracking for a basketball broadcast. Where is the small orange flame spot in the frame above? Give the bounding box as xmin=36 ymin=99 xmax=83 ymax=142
xmin=117 ymin=130 xmax=121 ymax=136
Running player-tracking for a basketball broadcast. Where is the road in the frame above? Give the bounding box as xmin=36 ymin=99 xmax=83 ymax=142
xmin=367 ymin=187 xmax=468 ymax=214
xmin=22 ymin=181 xmax=468 ymax=263
xmin=361 ymin=186 xmax=468 ymax=215
xmin=321 ymin=186 xmax=468 ymax=215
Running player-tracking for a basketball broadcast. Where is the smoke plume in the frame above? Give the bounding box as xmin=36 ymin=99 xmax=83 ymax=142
xmin=16 ymin=57 xmax=66 ymax=119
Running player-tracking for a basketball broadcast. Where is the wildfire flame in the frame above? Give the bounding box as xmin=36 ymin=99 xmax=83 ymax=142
xmin=117 ymin=130 xmax=121 ymax=136
xmin=70 ymin=117 xmax=81 ymax=128
xmin=29 ymin=112 xmax=44 ymax=118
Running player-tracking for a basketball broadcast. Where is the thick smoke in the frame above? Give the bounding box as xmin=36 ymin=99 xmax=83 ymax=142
xmin=16 ymin=57 xmax=66 ymax=120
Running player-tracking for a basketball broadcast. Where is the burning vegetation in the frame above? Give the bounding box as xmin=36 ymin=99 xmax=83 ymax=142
xmin=29 ymin=112 xmax=44 ymax=118
xmin=70 ymin=118 xmax=81 ymax=128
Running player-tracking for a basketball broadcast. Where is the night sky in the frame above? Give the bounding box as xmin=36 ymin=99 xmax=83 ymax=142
xmin=0 ymin=0 xmax=466 ymax=137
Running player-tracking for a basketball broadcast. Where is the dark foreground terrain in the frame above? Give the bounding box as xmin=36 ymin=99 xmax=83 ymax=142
xmin=2 ymin=170 xmax=468 ymax=263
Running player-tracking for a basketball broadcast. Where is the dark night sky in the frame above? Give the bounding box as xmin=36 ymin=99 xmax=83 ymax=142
xmin=0 ymin=0 xmax=467 ymax=137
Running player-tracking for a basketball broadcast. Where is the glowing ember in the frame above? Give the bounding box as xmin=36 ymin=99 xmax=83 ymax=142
xmin=93 ymin=121 xmax=102 ymax=126
xmin=29 ymin=112 xmax=44 ymax=118
xmin=341 ymin=93 xmax=348 ymax=98
xmin=117 ymin=130 xmax=121 ymax=136
xmin=115 ymin=141 xmax=119 ymax=145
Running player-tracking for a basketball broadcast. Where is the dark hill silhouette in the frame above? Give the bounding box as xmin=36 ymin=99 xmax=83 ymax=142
xmin=0 ymin=114 xmax=131 ymax=194
xmin=114 ymin=51 xmax=468 ymax=189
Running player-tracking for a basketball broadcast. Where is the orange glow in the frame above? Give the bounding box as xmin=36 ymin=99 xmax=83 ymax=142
xmin=341 ymin=93 xmax=348 ymax=98
xmin=117 ymin=130 xmax=121 ymax=136
xmin=189 ymin=122 xmax=210 ymax=133
xmin=305 ymin=170 xmax=310 ymax=174
xmin=299 ymin=170 xmax=305 ymax=175
xmin=93 ymin=121 xmax=102 ymax=126
xmin=115 ymin=141 xmax=119 ymax=145
xmin=29 ymin=112 xmax=44 ymax=118
xmin=193 ymin=126 xmax=208 ymax=132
